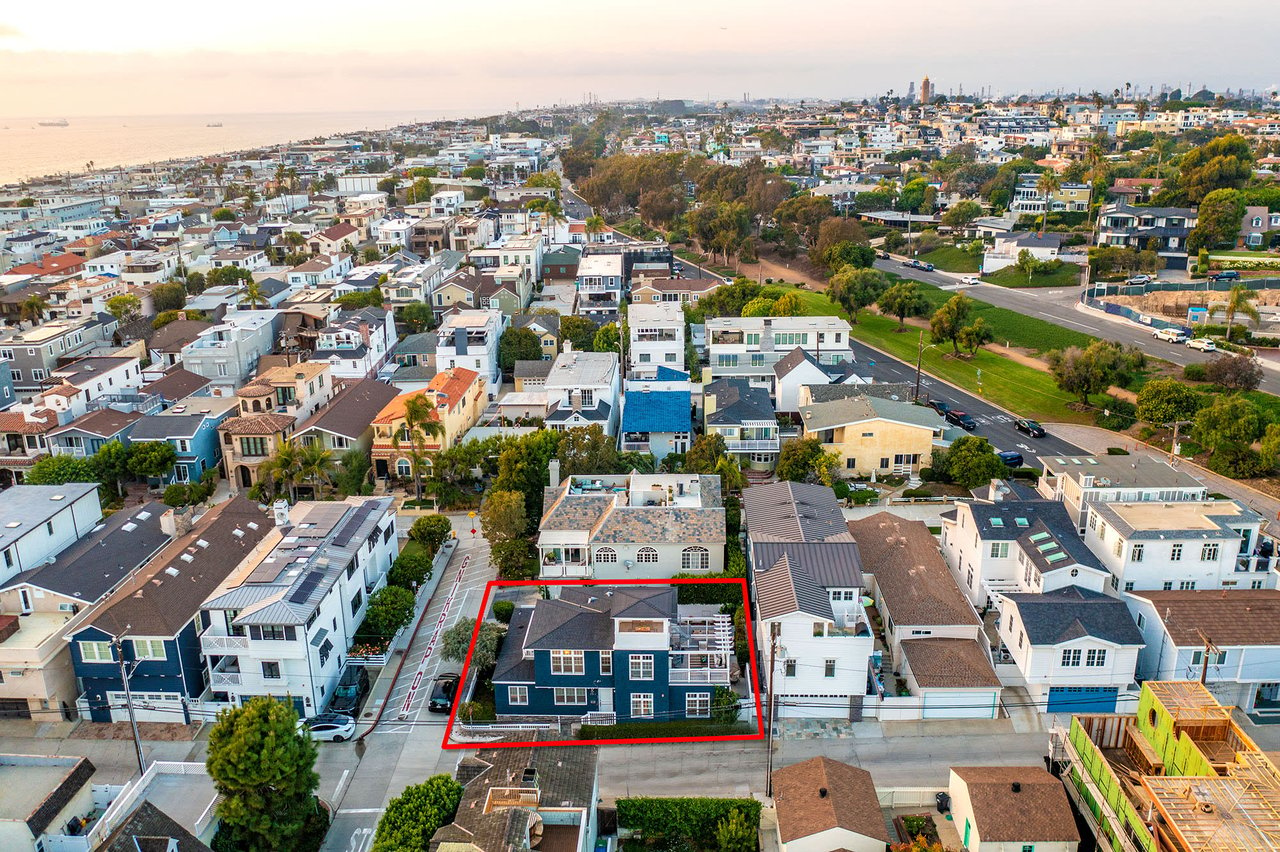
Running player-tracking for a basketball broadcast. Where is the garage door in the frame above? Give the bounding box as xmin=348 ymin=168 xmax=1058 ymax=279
xmin=1047 ymin=686 xmax=1118 ymax=714
xmin=106 ymin=691 xmax=185 ymax=723
xmin=0 ymin=699 xmax=31 ymax=719
xmin=922 ymin=690 xmax=999 ymax=719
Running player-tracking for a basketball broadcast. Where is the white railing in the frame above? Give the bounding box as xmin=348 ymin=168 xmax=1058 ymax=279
xmin=724 ymin=439 xmax=780 ymax=452
xmin=211 ymin=671 xmax=241 ymax=688
xmin=84 ymin=761 xmax=211 ymax=847
xmin=540 ymin=562 xmax=590 ymax=578
xmin=670 ymin=668 xmax=731 ymax=684
xmin=200 ymin=633 xmax=250 ymax=652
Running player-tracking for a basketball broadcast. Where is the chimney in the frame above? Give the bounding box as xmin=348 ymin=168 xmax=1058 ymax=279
xmin=562 ymin=339 xmax=572 ymax=354
xmin=548 ymin=458 xmax=560 ymax=487
xmin=272 ymin=499 xmax=291 ymax=528
xmin=990 ymin=479 xmax=1003 ymax=501
xmin=160 ymin=506 xmax=192 ymax=538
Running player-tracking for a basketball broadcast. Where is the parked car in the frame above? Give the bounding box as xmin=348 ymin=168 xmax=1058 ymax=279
xmin=921 ymin=262 xmax=935 ymax=272
xmin=945 ymin=410 xmax=977 ymax=431
xmin=1014 ymin=418 xmax=1046 ymax=438
xmin=1208 ymin=270 xmax=1241 ymax=281
xmin=1152 ymin=327 xmax=1189 ymax=344
xmin=329 ymin=665 xmax=370 ymax=717
xmin=1186 ymin=338 xmax=1218 ymax=352
xmin=997 ymin=451 xmax=1024 ymax=467
xmin=300 ymin=713 xmax=357 ymax=743
xmin=960 ymin=276 xmax=981 ymax=285
xmin=1126 ymin=274 xmax=1153 ymax=285
xmin=926 ymin=399 xmax=951 ymax=416
xmin=877 ymin=251 xmax=891 ymax=259
xmin=428 ymin=673 xmax=460 ymax=713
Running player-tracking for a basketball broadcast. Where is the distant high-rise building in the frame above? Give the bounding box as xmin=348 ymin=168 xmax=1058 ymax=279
xmin=907 ymin=81 xmax=916 ymax=103
xmin=920 ymin=75 xmax=933 ymax=104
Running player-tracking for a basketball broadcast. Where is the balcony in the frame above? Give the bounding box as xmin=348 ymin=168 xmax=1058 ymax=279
xmin=669 ymin=665 xmax=731 ymax=684
xmin=539 ymin=561 xmax=590 ymax=579
xmin=211 ymin=657 xmax=241 ymax=688
xmin=201 ymin=632 xmax=250 ymax=653
xmin=724 ymin=438 xmax=779 ymax=453
xmin=621 ymin=441 xmax=651 ymax=453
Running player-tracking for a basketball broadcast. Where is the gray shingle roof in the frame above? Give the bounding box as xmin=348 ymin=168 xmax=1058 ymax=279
xmin=804 ymin=382 xmax=915 ymax=404
xmin=705 ymin=377 xmax=775 ymax=425
xmin=755 ymin=553 xmax=833 ymax=620
xmin=523 ymin=598 xmax=613 ymax=650
xmin=849 ymin=513 xmax=977 ymax=627
xmin=1001 ymin=586 xmax=1144 ymax=647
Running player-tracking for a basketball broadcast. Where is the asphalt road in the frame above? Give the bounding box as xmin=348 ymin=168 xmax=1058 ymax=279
xmin=847 ymin=336 xmax=1086 ymax=466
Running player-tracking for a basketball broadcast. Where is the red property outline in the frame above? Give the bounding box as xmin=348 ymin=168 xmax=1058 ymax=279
xmin=442 ymin=577 xmax=765 ymax=749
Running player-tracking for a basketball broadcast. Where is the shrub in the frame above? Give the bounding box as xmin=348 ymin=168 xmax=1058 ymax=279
xmin=163 ymin=483 xmax=191 ymax=507
xmin=1095 ymin=398 xmax=1137 ymax=431
xmin=491 ymin=600 xmax=515 ymax=624
xmin=901 ymin=487 xmax=933 ymax=498
xmin=372 ymin=776 xmax=463 ymax=852
xmin=409 ymin=515 xmax=453 ymax=557
xmin=670 ymin=575 xmax=744 ymax=605
xmin=918 ymin=466 xmax=939 ymax=482
xmin=388 ymin=548 xmax=432 ymax=590
xmin=832 ymin=480 xmax=851 ymax=500
xmin=615 ymin=796 xmax=763 ymax=842
xmin=362 ymin=586 xmax=416 ymax=638
xmin=1009 ymin=467 xmax=1041 ymax=480
xmin=1183 ymin=363 xmax=1208 ymax=382
xmin=1207 ymin=445 xmax=1269 ymax=479
xmin=851 ymin=489 xmax=877 ymax=505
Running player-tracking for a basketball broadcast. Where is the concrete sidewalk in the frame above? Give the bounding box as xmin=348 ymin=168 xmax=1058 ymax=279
xmin=1043 ymin=422 xmax=1280 ymax=535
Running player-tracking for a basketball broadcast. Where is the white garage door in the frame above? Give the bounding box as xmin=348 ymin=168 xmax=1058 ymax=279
xmin=922 ymin=690 xmax=998 ymax=719
xmin=106 ymin=691 xmax=185 ymax=723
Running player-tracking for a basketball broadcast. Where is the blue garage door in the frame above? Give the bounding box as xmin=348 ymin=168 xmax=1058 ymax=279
xmin=1047 ymin=686 xmax=1118 ymax=713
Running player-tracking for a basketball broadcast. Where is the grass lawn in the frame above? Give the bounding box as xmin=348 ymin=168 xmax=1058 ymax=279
xmin=1210 ymin=250 xmax=1280 ymax=259
xmin=982 ymin=263 xmax=1083 ymax=288
xmin=917 ymin=245 xmax=981 ymax=273
xmin=1244 ymin=391 xmax=1280 ymax=422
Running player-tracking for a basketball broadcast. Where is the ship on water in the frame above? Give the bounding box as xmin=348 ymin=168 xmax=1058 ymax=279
xmin=38 ymin=119 xmax=69 ymax=127
xmin=207 ymin=121 xmax=223 ymax=127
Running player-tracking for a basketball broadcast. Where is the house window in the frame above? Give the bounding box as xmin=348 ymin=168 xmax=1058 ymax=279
xmin=681 ymin=546 xmax=709 ymax=571
xmin=636 ymin=547 xmax=659 ymax=564
xmin=845 ymin=458 xmax=857 ymax=469
xmin=550 ymin=650 xmax=585 ymax=675
xmin=1086 ymin=649 xmax=1107 ymax=667
xmin=990 ymin=542 xmax=1009 ymax=559
xmin=1163 ymin=581 xmax=1174 ymax=590
xmin=631 ymin=693 xmax=654 ymax=719
xmin=1170 ymin=543 xmax=1182 ymax=561
xmin=579 ymin=389 xmax=594 ymax=408
xmin=1191 ymin=650 xmax=1227 ymax=667
xmin=132 ymin=639 xmax=167 ymax=660
xmin=350 ymin=589 xmax=363 ymax=616
xmin=1179 ymin=580 xmax=1197 ymax=590
xmin=552 ymin=687 xmax=587 ymax=705
xmin=824 ymin=659 xmax=836 ymax=678
xmin=1061 ymin=649 xmax=1082 ymax=667
xmin=258 ymin=626 xmax=288 ymax=641
xmin=261 ymin=661 xmax=281 ymax=679
xmin=784 ymin=660 xmax=796 ymax=677
xmin=240 ymin=437 xmax=268 ymax=457
xmin=1113 ymin=539 xmax=1123 ymax=557
xmin=1125 ymin=582 xmax=1135 ymax=591
xmin=508 ymin=685 xmax=528 ymax=705
xmin=1132 ymin=544 xmax=1144 ymax=562
xmin=813 ymin=622 xmax=826 ymax=637
xmin=1088 ymin=513 xmax=1097 ymax=531
xmin=396 ymin=459 xmax=412 ymax=477
xmin=595 ymin=548 xmax=617 ymax=564
xmin=686 ymin=692 xmax=710 ymax=718
xmin=79 ymin=641 xmax=113 ymax=662
xmin=1201 ymin=543 xmax=1219 ymax=561
xmin=600 ymin=653 xmax=612 ymax=675
xmin=630 ymin=654 xmax=654 ymax=680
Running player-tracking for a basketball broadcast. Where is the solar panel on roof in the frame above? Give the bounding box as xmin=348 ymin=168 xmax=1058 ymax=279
xmin=289 ymin=571 xmax=323 ymax=603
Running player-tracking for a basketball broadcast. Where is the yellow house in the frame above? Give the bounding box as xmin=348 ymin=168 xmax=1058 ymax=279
xmin=798 ymin=395 xmax=947 ymax=477
xmin=370 ymin=367 xmax=485 ymax=480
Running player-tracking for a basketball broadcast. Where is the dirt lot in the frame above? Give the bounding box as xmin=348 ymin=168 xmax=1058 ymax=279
xmin=1106 ymin=288 xmax=1280 ymax=324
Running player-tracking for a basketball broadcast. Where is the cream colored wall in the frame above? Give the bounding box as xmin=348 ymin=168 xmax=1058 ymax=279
xmin=807 ymin=419 xmax=934 ymax=477
xmin=782 ymin=826 xmax=884 ymax=852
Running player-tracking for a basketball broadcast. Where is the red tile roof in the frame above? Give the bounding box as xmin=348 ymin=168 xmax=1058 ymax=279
xmin=7 ymin=254 xmax=87 ymax=276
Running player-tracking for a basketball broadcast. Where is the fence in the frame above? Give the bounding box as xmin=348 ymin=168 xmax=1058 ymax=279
xmin=81 ymin=761 xmax=212 ymax=848
xmin=1081 ymin=296 xmax=1191 ymax=335
xmin=877 ymin=787 xmax=945 ymax=809
xmin=1087 ymin=277 xmax=1280 ymax=298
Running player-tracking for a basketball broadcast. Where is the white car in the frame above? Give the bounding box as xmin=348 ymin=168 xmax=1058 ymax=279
xmin=1186 ymin=338 xmax=1217 ymax=352
xmin=960 ymin=276 xmax=981 ymax=285
xmin=1152 ymin=328 xmax=1189 ymax=344
xmin=300 ymin=713 xmax=357 ymax=742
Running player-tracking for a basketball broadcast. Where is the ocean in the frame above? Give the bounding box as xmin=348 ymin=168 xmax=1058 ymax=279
xmin=0 ymin=110 xmax=468 ymax=187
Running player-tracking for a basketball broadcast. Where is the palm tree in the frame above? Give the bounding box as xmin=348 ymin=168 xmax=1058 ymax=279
xmin=1036 ymin=171 xmax=1061 ymax=234
xmin=584 ymin=215 xmax=606 ymax=243
xmin=264 ymin=441 xmax=303 ymax=503
xmin=240 ymin=278 xmax=267 ymax=309
xmin=1136 ymin=100 xmax=1151 ymax=123
xmin=274 ymin=163 xmax=286 ymax=197
xmin=1208 ymin=284 xmax=1261 ymax=342
xmin=242 ymin=187 xmax=259 ymax=213
xmin=390 ymin=394 xmax=446 ymax=503
xmin=213 ymin=163 xmax=226 ymax=199
xmin=297 ymin=441 xmax=335 ymax=498
xmin=19 ymin=294 xmax=48 ymax=326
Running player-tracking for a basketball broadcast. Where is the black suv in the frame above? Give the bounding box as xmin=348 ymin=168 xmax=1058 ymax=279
xmin=1208 ymin=270 xmax=1240 ymax=282
xmin=926 ymin=399 xmax=951 ymax=416
xmin=945 ymin=410 xmax=977 ymax=431
xmin=428 ymin=673 xmax=460 ymax=713
xmin=329 ymin=665 xmax=370 ymax=717
xmin=1014 ymin=418 xmax=1046 ymax=438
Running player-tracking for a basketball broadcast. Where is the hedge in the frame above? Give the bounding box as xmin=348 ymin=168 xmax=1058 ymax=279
xmin=670 ymin=574 xmax=745 ymax=605
xmin=581 ymin=721 xmax=754 ymax=741
xmin=616 ymin=796 xmax=763 ymax=841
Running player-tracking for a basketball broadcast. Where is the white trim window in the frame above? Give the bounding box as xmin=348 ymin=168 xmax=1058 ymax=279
xmin=550 ymin=650 xmax=585 ymax=675
xmin=595 ymin=547 xmax=617 ymax=564
xmin=79 ymin=641 xmax=113 ymax=662
xmin=629 ymin=654 xmax=654 ymax=680
xmin=131 ymin=639 xmax=167 ymax=661
xmin=681 ymin=546 xmax=710 ymax=571
xmin=631 ymin=693 xmax=654 ymax=719
xmin=1085 ymin=649 xmax=1107 ymax=667
xmin=600 ymin=652 xmax=612 ymax=675
xmin=636 ymin=547 xmax=659 ymax=564
xmin=553 ymin=687 xmax=587 ymax=705
xmin=1061 ymin=649 xmax=1082 ymax=667
xmin=508 ymin=686 xmax=529 ymax=706
xmin=686 ymin=692 xmax=711 ymax=718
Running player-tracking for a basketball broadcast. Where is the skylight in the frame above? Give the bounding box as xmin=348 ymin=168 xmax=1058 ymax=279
xmin=1028 ymin=531 xmax=1051 ymax=543
xmin=989 ymin=518 xmax=1004 ymax=528
xmin=1014 ymin=517 xmax=1029 ymax=527
xmin=1046 ymin=552 xmax=1070 ymax=563
xmin=1037 ymin=542 xmax=1060 ymax=553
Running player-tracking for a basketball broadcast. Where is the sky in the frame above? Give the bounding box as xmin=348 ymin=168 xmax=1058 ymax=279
xmin=2 ymin=0 xmax=1277 ymax=118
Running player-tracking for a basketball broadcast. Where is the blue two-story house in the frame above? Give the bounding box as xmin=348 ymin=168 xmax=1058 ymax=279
xmin=67 ymin=498 xmax=272 ymax=723
xmin=493 ymin=585 xmax=734 ymax=723
xmin=46 ymin=408 xmax=141 ymax=459
xmin=126 ymin=396 xmax=239 ymax=485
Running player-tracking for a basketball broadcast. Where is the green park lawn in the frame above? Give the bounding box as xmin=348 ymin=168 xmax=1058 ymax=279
xmin=981 ymin=263 xmax=1083 ymax=288
xmin=916 ymin=245 xmax=981 ymax=273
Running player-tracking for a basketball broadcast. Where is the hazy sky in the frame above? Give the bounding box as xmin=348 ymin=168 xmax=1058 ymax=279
xmin=2 ymin=1 xmax=1276 ymax=117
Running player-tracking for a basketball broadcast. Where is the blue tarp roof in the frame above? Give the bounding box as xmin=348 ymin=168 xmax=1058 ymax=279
xmin=621 ymin=389 xmax=692 ymax=433
xmin=653 ymin=366 xmax=690 ymax=381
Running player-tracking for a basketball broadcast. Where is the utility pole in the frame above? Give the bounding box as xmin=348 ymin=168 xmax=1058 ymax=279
xmin=913 ymin=329 xmax=925 ymax=401
xmin=1196 ymin=629 xmax=1220 ymax=685
xmin=111 ymin=628 xmax=147 ymax=776
xmin=1167 ymin=420 xmax=1195 ymax=461
xmin=765 ymin=628 xmax=779 ymax=797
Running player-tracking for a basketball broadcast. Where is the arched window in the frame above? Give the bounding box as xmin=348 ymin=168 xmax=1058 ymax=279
xmin=681 ymin=546 xmax=709 ymax=571
xmin=636 ymin=547 xmax=659 ymax=564
xmin=595 ymin=548 xmax=617 ymax=564
xmin=396 ymin=458 xmax=412 ymax=477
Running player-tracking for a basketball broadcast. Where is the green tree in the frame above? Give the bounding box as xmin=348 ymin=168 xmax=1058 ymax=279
xmin=370 ymin=775 xmax=463 ymax=852
xmin=409 ymin=514 xmax=454 ymax=556
xmin=391 ymin=393 xmax=446 ymax=503
xmin=19 ymin=293 xmax=48 ymax=325
xmin=93 ymin=439 xmax=133 ymax=496
xmin=776 ymin=437 xmax=837 ymax=485
xmin=207 ymin=697 xmax=319 ymax=852
xmin=558 ymin=424 xmax=622 ymax=478
xmin=16 ymin=197 xmax=35 ymax=207
xmin=593 ymin=322 xmax=621 ymax=354
xmin=461 ymin=165 xmax=486 ymax=180
xmin=1136 ymin=379 xmax=1204 ymax=424
xmin=296 ymin=441 xmax=335 ymax=497
xmin=770 ymin=292 xmax=803 ymax=317
xmin=493 ymin=430 xmax=560 ymax=531
xmin=524 ymin=170 xmax=562 ymax=189
xmin=363 ymin=586 xmax=415 ymax=637
xmin=936 ymin=436 xmax=1008 ymax=489
xmin=480 ymin=489 xmax=527 ymax=545
xmin=1207 ymin=284 xmax=1261 ymax=342
xmin=941 ymin=200 xmax=983 ymax=230
xmin=1193 ymin=394 xmax=1263 ymax=453
xmin=956 ymin=317 xmax=995 ymax=356
xmin=1205 ymin=353 xmax=1264 ymax=392
xmin=684 ymin=432 xmax=728 ymax=474
xmin=1036 ymin=171 xmax=1061 ymax=233
xmin=584 ymin=215 xmax=607 ymax=241
xmin=388 ymin=548 xmax=433 ymax=590
xmin=152 ymin=282 xmax=187 ymax=312
xmin=106 ymin=293 xmax=142 ymax=323
xmin=559 ymin=315 xmax=598 ymax=352
xmin=498 ymin=327 xmax=544 ymax=372
xmin=126 ymin=441 xmax=178 ymax=481
xmin=1176 ymin=133 xmax=1254 ymax=204
xmin=440 ymin=618 xmax=504 ymax=670
xmin=1189 ymin=188 xmax=1245 ymax=251
xmin=827 ymin=266 xmax=888 ymax=324
xmin=740 ymin=296 xmax=776 ymax=317
xmin=335 ymin=447 xmax=372 ymax=496
xmin=877 ymin=282 xmax=929 ymax=330
xmin=26 ymin=454 xmax=99 ymax=486
xmin=398 ymin=302 xmax=434 ymax=334
xmin=929 ymin=294 xmax=973 ymax=354
xmin=1045 ymin=340 xmax=1143 ymax=405
xmin=711 ymin=685 xmax=741 ymax=724
xmin=714 ymin=809 xmax=756 ymax=852
xmin=207 ymin=265 xmax=253 ymax=290
xmin=240 ymin=278 xmax=268 ymax=309
xmin=184 ymin=270 xmax=207 ymax=294
xmin=211 ymin=207 xmax=235 ymax=221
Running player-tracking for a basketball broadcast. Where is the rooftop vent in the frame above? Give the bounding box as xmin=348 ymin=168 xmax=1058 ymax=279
xmin=164 ymin=566 xmax=180 ymax=577
xmin=180 ymin=553 xmax=194 ymax=563
xmin=818 ymin=787 xmax=829 ymax=798
xmin=1012 ymin=782 xmax=1021 ymax=793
